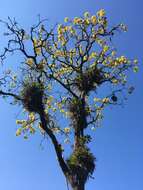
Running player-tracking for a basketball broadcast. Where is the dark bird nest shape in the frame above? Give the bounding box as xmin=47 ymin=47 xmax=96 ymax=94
xmin=111 ymin=94 xmax=118 ymax=102
xmin=21 ymin=82 xmax=44 ymax=113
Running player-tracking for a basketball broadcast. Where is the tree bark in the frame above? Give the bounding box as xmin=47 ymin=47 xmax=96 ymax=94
xmin=72 ymin=184 xmax=85 ymax=190
xmin=39 ymin=110 xmax=69 ymax=176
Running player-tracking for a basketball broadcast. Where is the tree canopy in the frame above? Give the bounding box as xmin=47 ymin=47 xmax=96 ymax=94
xmin=0 ymin=9 xmax=138 ymax=190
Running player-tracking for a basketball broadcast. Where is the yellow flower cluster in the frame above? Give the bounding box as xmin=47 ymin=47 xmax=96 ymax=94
xmin=56 ymin=67 xmax=72 ymax=76
xmin=111 ymin=78 xmax=119 ymax=84
xmin=15 ymin=112 xmax=36 ymax=138
xmin=55 ymin=50 xmax=65 ymax=57
xmin=108 ymin=56 xmax=128 ymax=67
xmin=33 ymin=38 xmax=42 ymax=55
xmin=89 ymin=52 xmax=97 ymax=60
xmin=97 ymin=9 xmax=106 ymax=17
xmin=117 ymin=56 xmax=127 ymax=63
xmin=63 ymin=10 xmax=106 ymax=29
xmin=57 ymin=25 xmax=65 ymax=34
xmin=46 ymin=96 xmax=54 ymax=109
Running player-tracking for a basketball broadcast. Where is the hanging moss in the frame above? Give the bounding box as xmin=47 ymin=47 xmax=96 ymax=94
xmin=75 ymin=67 xmax=104 ymax=94
xmin=66 ymin=145 xmax=95 ymax=184
xmin=67 ymin=98 xmax=89 ymax=129
xmin=21 ymin=82 xmax=44 ymax=113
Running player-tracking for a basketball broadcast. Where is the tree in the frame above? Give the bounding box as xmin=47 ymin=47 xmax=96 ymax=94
xmin=0 ymin=10 xmax=138 ymax=190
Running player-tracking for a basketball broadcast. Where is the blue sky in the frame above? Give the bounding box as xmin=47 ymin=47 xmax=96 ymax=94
xmin=0 ymin=0 xmax=143 ymax=190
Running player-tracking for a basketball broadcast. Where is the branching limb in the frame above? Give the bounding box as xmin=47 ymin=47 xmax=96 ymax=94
xmin=0 ymin=90 xmax=22 ymax=101
xmin=39 ymin=109 xmax=70 ymax=176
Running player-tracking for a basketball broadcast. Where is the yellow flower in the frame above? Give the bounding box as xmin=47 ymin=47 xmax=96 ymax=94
xmin=111 ymin=51 xmax=116 ymax=57
xmin=29 ymin=112 xmax=35 ymax=121
xmin=92 ymin=33 xmax=97 ymax=39
xmin=64 ymin=127 xmax=70 ymax=133
xmin=98 ymin=28 xmax=104 ymax=34
xmin=16 ymin=120 xmax=26 ymax=125
xmin=26 ymin=58 xmax=33 ymax=66
xmin=90 ymin=52 xmax=97 ymax=58
xmin=56 ymin=102 xmax=62 ymax=109
xmin=57 ymin=26 xmax=63 ymax=35
xmin=91 ymin=15 xmax=97 ymax=25
xmin=103 ymin=45 xmax=109 ymax=53
xmin=35 ymin=47 xmax=41 ymax=55
xmin=60 ymin=109 xmax=65 ymax=113
xmin=97 ymin=9 xmax=105 ymax=17
xmin=16 ymin=128 xmax=22 ymax=136
xmin=70 ymin=28 xmax=76 ymax=35
xmin=83 ymin=55 xmax=88 ymax=61
xmin=16 ymin=120 xmax=22 ymax=124
xmin=111 ymin=79 xmax=118 ymax=84
xmin=84 ymin=11 xmax=90 ymax=18
xmin=33 ymin=38 xmax=38 ymax=46
xmin=73 ymin=17 xmax=82 ymax=24
xmin=52 ymin=107 xmax=57 ymax=112
xmin=84 ymin=18 xmax=90 ymax=25
xmin=118 ymin=56 xmax=127 ymax=63
xmin=24 ymin=125 xmax=30 ymax=130
xmin=102 ymin=98 xmax=110 ymax=103
xmin=93 ymin=97 xmax=101 ymax=102
xmin=64 ymin=17 xmax=69 ymax=23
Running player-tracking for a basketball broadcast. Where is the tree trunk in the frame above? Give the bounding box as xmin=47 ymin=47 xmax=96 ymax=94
xmin=68 ymin=176 xmax=85 ymax=190
xmin=72 ymin=184 xmax=85 ymax=190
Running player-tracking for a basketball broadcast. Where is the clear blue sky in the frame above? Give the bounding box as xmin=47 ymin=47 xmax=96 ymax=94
xmin=0 ymin=0 xmax=143 ymax=190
